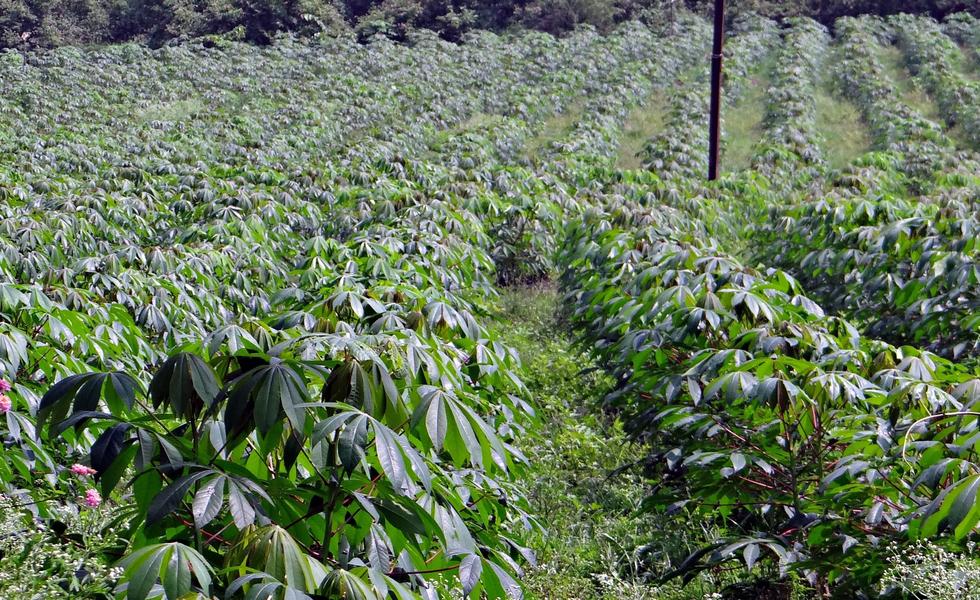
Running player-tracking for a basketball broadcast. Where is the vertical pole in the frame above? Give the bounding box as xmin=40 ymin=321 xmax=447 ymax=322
xmin=708 ymin=0 xmax=725 ymax=181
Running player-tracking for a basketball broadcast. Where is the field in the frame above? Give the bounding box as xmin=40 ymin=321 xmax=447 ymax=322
xmin=1 ymin=10 xmax=979 ymax=600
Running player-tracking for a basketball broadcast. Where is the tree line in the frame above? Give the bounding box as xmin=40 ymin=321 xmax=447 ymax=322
xmin=1 ymin=0 xmax=976 ymax=50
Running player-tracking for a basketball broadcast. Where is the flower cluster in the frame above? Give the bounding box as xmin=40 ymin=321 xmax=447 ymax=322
xmin=70 ymin=464 xmax=97 ymax=477
xmin=0 ymin=379 xmax=12 ymax=414
xmin=84 ymin=489 xmax=102 ymax=508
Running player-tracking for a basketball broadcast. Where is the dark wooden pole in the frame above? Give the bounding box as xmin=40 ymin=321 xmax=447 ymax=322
xmin=708 ymin=0 xmax=725 ymax=180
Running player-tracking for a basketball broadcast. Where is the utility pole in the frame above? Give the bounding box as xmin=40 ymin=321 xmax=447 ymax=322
xmin=708 ymin=0 xmax=725 ymax=180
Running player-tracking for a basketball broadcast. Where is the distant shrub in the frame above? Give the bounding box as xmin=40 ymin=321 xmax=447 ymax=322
xmin=0 ymin=1 xmax=977 ymax=51
xmin=0 ymin=0 xmax=124 ymax=47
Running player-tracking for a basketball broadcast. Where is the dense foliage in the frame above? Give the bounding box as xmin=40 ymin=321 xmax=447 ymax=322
xmin=1 ymin=0 xmax=977 ymax=48
xmin=557 ymin=12 xmax=980 ymax=595
xmin=1 ymin=8 xmax=979 ymax=599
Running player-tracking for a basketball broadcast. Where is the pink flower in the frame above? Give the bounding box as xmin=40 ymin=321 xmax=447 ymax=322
xmin=70 ymin=464 xmax=97 ymax=477
xmin=0 ymin=379 xmax=11 ymax=393
xmin=0 ymin=394 xmax=11 ymax=414
xmin=83 ymin=489 xmax=101 ymax=508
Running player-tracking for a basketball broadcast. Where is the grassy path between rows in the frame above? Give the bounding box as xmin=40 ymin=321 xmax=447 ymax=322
xmin=814 ymin=77 xmax=873 ymax=170
xmin=616 ymin=93 xmax=668 ymax=169
xmin=875 ymin=44 xmax=943 ymax=124
xmin=524 ymin=100 xmax=589 ymax=160
xmin=721 ymin=67 xmax=772 ymax=174
xmin=492 ymin=285 xmax=803 ymax=599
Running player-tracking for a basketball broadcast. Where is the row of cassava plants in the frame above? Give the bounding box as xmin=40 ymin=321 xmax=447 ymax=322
xmin=637 ymin=14 xmax=779 ymax=179
xmin=0 ymin=25 xmax=695 ymax=598
xmin=751 ymin=15 xmax=980 ymax=360
xmin=550 ymin=12 xmax=980 ymax=597
xmin=941 ymin=12 xmax=980 ymax=82
xmin=750 ymin=18 xmax=830 ymax=182
xmin=491 ymin=15 xmax=713 ymax=285
xmin=891 ymin=13 xmax=980 ymax=149
xmin=2 ymin=11 xmax=979 ymax=599
xmin=829 ymin=15 xmax=958 ymax=183
xmin=0 ymin=17 xmax=748 ymax=598
xmin=557 ymin=185 xmax=980 ymax=593
xmin=753 ymin=159 xmax=980 ymax=360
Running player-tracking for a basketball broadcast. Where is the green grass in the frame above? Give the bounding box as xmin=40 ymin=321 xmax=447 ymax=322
xmin=493 ymin=284 xmax=792 ymax=600
xmin=140 ymin=98 xmax=206 ymax=122
xmin=721 ymin=71 xmax=771 ymax=174
xmin=954 ymin=54 xmax=979 ymax=81
xmin=875 ymin=44 xmax=942 ymax=122
xmin=876 ymin=42 xmax=976 ymax=149
xmin=524 ymin=100 xmax=587 ymax=161
xmin=814 ymin=81 xmax=873 ymax=170
xmin=616 ymin=93 xmax=667 ymax=169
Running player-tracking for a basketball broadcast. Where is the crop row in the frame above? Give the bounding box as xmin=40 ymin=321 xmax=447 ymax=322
xmin=832 ymin=16 xmax=949 ymax=160
xmin=638 ymin=14 xmax=778 ymax=179
xmin=0 ymin=26 xmax=696 ymax=599
xmin=892 ymin=14 xmax=980 ymax=149
xmin=558 ymin=181 xmax=980 ymax=590
xmin=751 ymin=18 xmax=830 ymax=181
xmin=942 ymin=12 xmax=980 ymax=68
xmin=753 ymin=15 xmax=980 ymax=360
xmin=553 ymin=13 xmax=980 ymax=595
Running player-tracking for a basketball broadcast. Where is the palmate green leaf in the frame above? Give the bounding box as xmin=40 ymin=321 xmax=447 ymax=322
xmin=318 ymin=568 xmax=381 ymax=600
xmin=229 ymin=525 xmax=317 ymax=591
xmin=225 ymin=359 xmax=309 ymax=437
xmin=914 ymin=469 xmax=970 ymax=539
xmin=118 ymin=542 xmax=212 ymax=600
xmin=374 ymin=423 xmax=410 ymax=494
xmin=743 ymin=543 xmax=760 ymax=571
xmin=147 ymin=471 xmax=211 ymax=525
xmin=374 ymin=497 xmax=436 ymax=541
xmin=484 ymin=560 xmax=522 ymax=600
xmin=949 ymin=475 xmax=980 ymax=539
xmin=323 ymin=361 xmax=353 ymax=405
xmin=413 ymin=385 xmax=449 ymax=451
xmin=53 ymin=409 xmax=119 ymax=435
xmin=38 ymin=371 xmax=139 ymax=434
xmin=150 ymin=352 xmax=220 ymax=420
xmin=91 ymin=422 xmax=132 ymax=475
xmin=315 ymin=408 xmax=432 ymax=492
xmin=411 ymin=384 xmax=509 ymax=470
xmin=458 ymin=554 xmax=482 ymax=595
xmin=228 ymin=477 xmax=259 ymax=529
xmin=339 ymin=414 xmax=369 ymax=474
xmin=431 ymin=500 xmax=478 ymax=557
xmin=364 ymin=524 xmax=392 ymax=572
xmin=730 ymin=452 xmax=746 ymax=473
xmin=310 ymin=409 xmax=359 ymax=446
xmin=350 ymin=361 xmax=378 ymax=416
xmin=192 ymin=475 xmax=225 ymax=529
xmin=0 ymin=326 xmax=29 ymax=376
xmin=126 ymin=545 xmax=166 ymax=600
xmin=206 ymin=324 xmax=261 ymax=356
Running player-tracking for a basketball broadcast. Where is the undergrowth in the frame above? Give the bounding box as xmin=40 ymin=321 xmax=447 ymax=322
xmin=495 ymin=284 xmax=798 ymax=600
